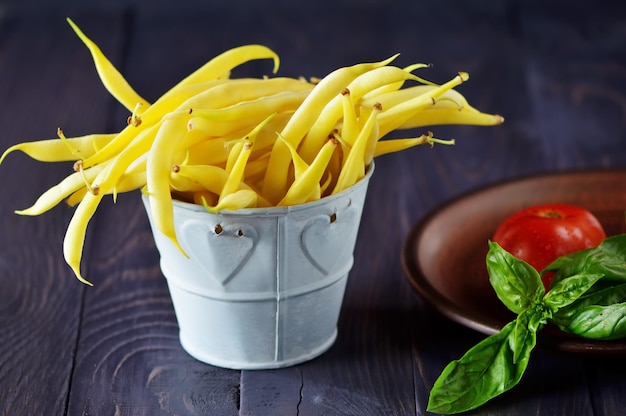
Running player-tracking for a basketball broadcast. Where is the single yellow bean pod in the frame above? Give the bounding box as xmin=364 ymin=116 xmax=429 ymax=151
xmin=394 ymin=107 xmax=505 ymax=129
xmin=339 ymin=88 xmax=359 ymax=147
xmin=0 ymin=133 xmax=116 ymax=165
xmin=177 ymin=77 xmax=313 ymax=112
xmin=204 ymin=189 xmax=258 ymax=213
xmin=145 ymin=116 xmax=190 ymax=255
xmin=373 ymin=134 xmax=456 ymax=158
xmin=67 ymin=18 xmax=149 ymax=112
xmin=162 ymin=44 xmax=280 ymax=97
xmin=62 ymin=165 xmax=111 ymax=286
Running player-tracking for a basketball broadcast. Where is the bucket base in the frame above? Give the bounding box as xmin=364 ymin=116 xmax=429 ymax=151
xmin=179 ymin=328 xmax=338 ymax=370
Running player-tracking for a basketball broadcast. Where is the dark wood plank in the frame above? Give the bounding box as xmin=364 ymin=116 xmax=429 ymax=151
xmin=516 ymin=0 xmax=626 ymax=170
xmin=0 ymin=12 xmax=119 ymax=416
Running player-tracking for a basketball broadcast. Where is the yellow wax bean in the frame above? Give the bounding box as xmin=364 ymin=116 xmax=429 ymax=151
xmin=172 ymin=164 xmax=228 ymax=194
xmin=225 ymin=141 xmax=244 ymax=174
xmin=67 ymin=18 xmax=149 ymax=112
xmin=363 ymin=109 xmax=381 ymax=166
xmin=62 ymin=164 xmax=112 ymax=285
xmin=243 ymin=152 xmax=270 ymax=181
xmin=15 ymin=163 xmax=105 ymax=216
xmin=190 ymin=90 xmax=309 ymax=123
xmin=262 ymin=55 xmax=398 ymax=203
xmin=394 ymin=108 xmax=505 ymax=129
xmin=332 ymin=103 xmax=381 ymax=195
xmin=161 ymin=45 xmax=280 ymax=97
xmin=123 ymin=152 xmax=147 ymax=176
xmin=376 ymin=72 xmax=469 ymax=137
xmin=339 ymin=88 xmax=359 ymax=147
xmin=135 ymin=79 xmax=232 ymax=125
xmin=177 ymin=77 xmax=313 ymax=112
xmin=146 ymin=116 xmax=189 ymax=255
xmin=204 ymin=189 xmax=258 ymax=213
xmin=193 ymin=190 xmax=218 ymax=207
xmin=80 ymin=124 xmax=140 ymax=170
xmin=278 ymin=138 xmax=338 ymax=206
xmin=362 ymin=85 xmax=470 ymax=113
xmin=220 ymin=140 xmax=252 ymax=202
xmin=178 ymin=136 xmax=230 ymax=167
xmin=320 ymin=169 xmax=333 ymax=196
xmin=65 ymin=187 xmax=88 ymax=208
xmin=172 ymin=126 xmax=224 ymax=166
xmin=112 ymin=171 xmax=148 ymax=203
xmin=172 ymin=164 xmax=271 ymax=208
xmin=174 ymin=116 xmax=259 ymax=139
xmin=278 ymin=134 xmax=309 ymax=179
xmin=323 ymin=141 xmax=343 ymax=196
xmin=95 ymin=121 xmax=161 ymax=194
xmin=361 ymin=63 xmax=434 ymax=99
xmin=0 ymin=133 xmax=116 ymax=165
xmin=373 ymin=134 xmax=456 ymax=158
xmin=180 ymin=112 xmax=288 ymax=169
xmin=361 ymin=85 xmax=437 ymax=110
xmin=169 ymin=167 xmax=204 ymax=193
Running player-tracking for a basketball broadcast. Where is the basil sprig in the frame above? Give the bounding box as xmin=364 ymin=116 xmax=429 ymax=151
xmin=427 ymin=235 xmax=626 ymax=414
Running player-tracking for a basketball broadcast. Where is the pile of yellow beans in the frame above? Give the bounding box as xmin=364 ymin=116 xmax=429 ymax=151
xmin=0 ymin=18 xmax=503 ymax=285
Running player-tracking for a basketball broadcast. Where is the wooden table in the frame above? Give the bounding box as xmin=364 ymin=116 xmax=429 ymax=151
xmin=1 ymin=1 xmax=625 ymax=414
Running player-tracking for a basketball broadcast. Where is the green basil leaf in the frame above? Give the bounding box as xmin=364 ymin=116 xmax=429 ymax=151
xmin=513 ymin=308 xmax=540 ymax=363
xmin=562 ymin=302 xmax=626 ymax=340
xmin=427 ymin=321 xmax=536 ymax=414
xmin=548 ymin=234 xmax=626 ymax=286
xmin=486 ymin=241 xmax=545 ymax=314
xmin=542 ymin=273 xmax=604 ymax=311
xmin=552 ymin=282 xmax=626 ymax=334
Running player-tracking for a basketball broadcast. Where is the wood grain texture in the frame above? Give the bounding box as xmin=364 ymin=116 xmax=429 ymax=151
xmin=0 ymin=13 xmax=118 ymax=416
xmin=0 ymin=1 xmax=625 ymax=415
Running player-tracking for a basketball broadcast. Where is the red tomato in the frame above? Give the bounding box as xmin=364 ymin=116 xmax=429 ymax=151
xmin=492 ymin=203 xmax=606 ymax=289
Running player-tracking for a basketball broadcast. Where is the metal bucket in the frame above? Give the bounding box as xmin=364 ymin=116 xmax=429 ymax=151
xmin=142 ymin=165 xmax=373 ymax=369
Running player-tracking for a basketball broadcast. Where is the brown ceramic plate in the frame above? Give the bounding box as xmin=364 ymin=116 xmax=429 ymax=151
xmin=402 ymin=169 xmax=626 ymax=355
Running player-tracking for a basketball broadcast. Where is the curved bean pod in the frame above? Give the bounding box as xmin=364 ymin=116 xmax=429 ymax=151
xmin=145 ymin=116 xmax=190 ymax=255
xmin=162 ymin=44 xmax=280 ymax=96
xmin=62 ymin=165 xmax=110 ymax=285
xmin=373 ymin=134 xmax=456 ymax=158
xmin=178 ymin=77 xmax=313 ymax=112
xmin=394 ymin=107 xmax=505 ymax=129
xmin=204 ymin=189 xmax=258 ymax=213
xmin=0 ymin=133 xmax=115 ymax=164
xmin=67 ymin=18 xmax=149 ymax=112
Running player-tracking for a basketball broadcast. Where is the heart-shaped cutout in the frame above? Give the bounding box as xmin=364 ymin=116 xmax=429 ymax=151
xmin=179 ymin=219 xmax=257 ymax=286
xmin=300 ymin=205 xmax=360 ymax=275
